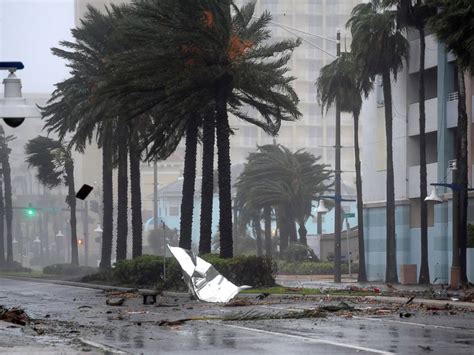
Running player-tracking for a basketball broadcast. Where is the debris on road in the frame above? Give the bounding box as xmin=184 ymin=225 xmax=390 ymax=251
xmin=256 ymin=293 xmax=270 ymax=300
xmin=320 ymin=301 xmax=354 ymax=312
xmin=168 ymin=245 xmax=251 ymax=303
xmin=155 ymin=303 xmax=180 ymax=308
xmin=0 ymin=305 xmax=29 ymax=326
xmin=140 ymin=290 xmax=159 ymax=305
xmin=106 ymin=298 xmax=125 ymax=306
xmin=225 ymin=299 xmax=254 ymax=307
xmin=418 ymin=345 xmax=433 ymax=352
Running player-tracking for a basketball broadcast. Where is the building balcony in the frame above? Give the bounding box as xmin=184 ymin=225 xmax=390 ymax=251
xmin=408 ymin=162 xmax=438 ymax=198
xmin=408 ymin=97 xmax=438 ymax=136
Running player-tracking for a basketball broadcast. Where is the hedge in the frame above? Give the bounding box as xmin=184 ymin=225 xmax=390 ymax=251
xmin=277 ymin=260 xmax=359 ymax=275
xmin=83 ymin=254 xmax=277 ymax=289
xmin=43 ymin=264 xmax=97 ymax=276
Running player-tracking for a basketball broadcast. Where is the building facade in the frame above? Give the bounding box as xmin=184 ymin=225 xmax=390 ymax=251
xmin=361 ymin=30 xmax=474 ymax=283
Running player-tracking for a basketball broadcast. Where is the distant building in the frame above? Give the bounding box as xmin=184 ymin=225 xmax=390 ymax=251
xmin=361 ymin=31 xmax=474 ymax=282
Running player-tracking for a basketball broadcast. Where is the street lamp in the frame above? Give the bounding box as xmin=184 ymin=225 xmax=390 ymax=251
xmin=424 ymin=188 xmax=443 ymax=203
xmin=0 ymin=62 xmax=40 ymax=127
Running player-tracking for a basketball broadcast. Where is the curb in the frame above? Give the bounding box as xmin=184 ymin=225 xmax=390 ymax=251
xmin=2 ymin=275 xmax=473 ymax=310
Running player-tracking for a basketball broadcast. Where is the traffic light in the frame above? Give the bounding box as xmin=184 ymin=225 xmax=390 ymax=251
xmin=25 ymin=203 xmax=36 ymax=218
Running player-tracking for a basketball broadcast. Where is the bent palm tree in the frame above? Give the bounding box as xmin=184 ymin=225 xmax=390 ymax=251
xmin=348 ymin=0 xmax=409 ymax=283
xmin=25 ymin=136 xmax=78 ymax=266
xmin=316 ymin=51 xmax=372 ymax=282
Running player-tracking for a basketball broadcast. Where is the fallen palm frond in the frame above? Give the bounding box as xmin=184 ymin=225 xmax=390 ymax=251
xmin=0 ymin=305 xmax=29 ymax=326
xmin=319 ymin=301 xmax=355 ymax=312
xmin=158 ymin=308 xmax=327 ymax=326
xmin=221 ymin=308 xmax=327 ymax=321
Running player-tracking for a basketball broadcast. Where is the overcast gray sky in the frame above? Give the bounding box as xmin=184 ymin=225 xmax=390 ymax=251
xmin=0 ymin=0 xmax=74 ymax=94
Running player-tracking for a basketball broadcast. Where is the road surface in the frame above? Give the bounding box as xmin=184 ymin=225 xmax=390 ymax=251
xmin=0 ymin=278 xmax=473 ymax=354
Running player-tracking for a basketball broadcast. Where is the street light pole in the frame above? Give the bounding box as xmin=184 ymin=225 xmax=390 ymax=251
xmin=334 ymin=29 xmax=342 ymax=283
xmin=162 ymin=221 xmax=167 ymax=282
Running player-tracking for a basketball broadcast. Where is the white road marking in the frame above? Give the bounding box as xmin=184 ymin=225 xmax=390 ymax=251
xmin=78 ymin=338 xmax=126 ymax=354
xmin=206 ymin=321 xmax=393 ymax=354
xmin=352 ymin=316 xmax=474 ymax=332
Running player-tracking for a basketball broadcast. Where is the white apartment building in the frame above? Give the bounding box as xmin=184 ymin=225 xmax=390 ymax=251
xmin=361 ymin=30 xmax=474 ymax=282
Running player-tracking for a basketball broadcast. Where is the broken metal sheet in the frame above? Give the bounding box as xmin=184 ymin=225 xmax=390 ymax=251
xmin=168 ymin=245 xmax=251 ymax=303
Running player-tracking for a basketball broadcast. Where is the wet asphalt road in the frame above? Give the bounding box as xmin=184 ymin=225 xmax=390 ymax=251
xmin=0 ymin=278 xmax=473 ymax=354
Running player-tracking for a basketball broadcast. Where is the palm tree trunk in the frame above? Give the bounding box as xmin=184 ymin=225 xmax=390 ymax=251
xmin=216 ymin=74 xmax=234 ymax=258
xmin=264 ymin=205 xmax=272 ymax=256
xmin=298 ymin=224 xmax=308 ymax=246
xmin=199 ymin=110 xmax=215 ymax=254
xmin=0 ymin=177 xmax=4 ymax=266
xmin=418 ymin=28 xmax=430 ymax=284
xmin=353 ymin=110 xmax=367 ymax=282
xmin=288 ymin=209 xmax=298 ymax=244
xmin=456 ymin=70 xmax=469 ymax=284
xmin=3 ymin=155 xmax=13 ymax=265
xmin=179 ymin=114 xmax=199 ymax=250
xmin=382 ymin=70 xmax=398 ymax=283
xmin=116 ymin=125 xmax=129 ymax=261
xmin=278 ymin=209 xmax=289 ymax=252
xmin=129 ymin=127 xmax=143 ymax=259
xmin=100 ymin=130 xmax=114 ymax=270
xmin=253 ymin=217 xmax=262 ymax=257
xmin=65 ymin=161 xmax=78 ymax=266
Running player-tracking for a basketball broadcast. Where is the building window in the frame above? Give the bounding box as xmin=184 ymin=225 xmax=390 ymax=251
xmin=169 ymin=207 xmax=179 ymax=216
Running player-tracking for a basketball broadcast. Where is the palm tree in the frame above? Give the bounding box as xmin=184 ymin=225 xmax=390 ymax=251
xmin=179 ymin=113 xmax=200 ymax=250
xmin=236 ymin=145 xmax=332 ymax=253
xmin=25 ymin=136 xmax=79 ymax=266
xmin=384 ymin=0 xmax=436 ymax=286
xmin=97 ymin=1 xmax=301 ymax=258
xmin=129 ymin=122 xmax=143 ymax=258
xmin=316 ymin=51 xmax=372 ymax=283
xmin=116 ymin=123 xmax=129 ymax=261
xmin=0 ymin=126 xmax=13 ymax=266
xmin=348 ymin=0 xmax=409 ymax=283
xmin=428 ymin=0 xmax=474 ymax=284
xmin=199 ymin=108 xmax=215 ymax=255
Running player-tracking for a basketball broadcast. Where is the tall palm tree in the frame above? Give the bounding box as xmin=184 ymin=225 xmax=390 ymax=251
xmin=116 ymin=123 xmax=129 ymax=261
xmin=348 ymin=0 xmax=409 ymax=283
xmin=98 ymin=0 xmax=301 ymax=258
xmin=25 ymin=136 xmax=79 ymax=266
xmin=129 ymin=122 xmax=143 ymax=258
xmin=428 ymin=0 xmax=474 ymax=283
xmin=199 ymin=108 xmax=215 ymax=255
xmin=385 ymin=0 xmax=436 ymax=286
xmin=0 ymin=126 xmax=13 ymax=266
xmin=316 ymin=51 xmax=372 ymax=283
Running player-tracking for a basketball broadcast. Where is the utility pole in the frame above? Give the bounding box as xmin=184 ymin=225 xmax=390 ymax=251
xmin=83 ymin=200 xmax=89 ymax=266
xmin=451 ymin=164 xmax=460 ymax=288
xmin=153 ymin=161 xmax=158 ymax=230
xmin=334 ymin=29 xmax=342 ymax=283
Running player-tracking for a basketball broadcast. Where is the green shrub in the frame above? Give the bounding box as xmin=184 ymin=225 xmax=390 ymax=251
xmin=43 ymin=264 xmax=97 ymax=276
xmin=281 ymin=244 xmax=318 ymax=262
xmin=276 ymin=260 xmax=359 ymax=275
xmin=113 ymin=255 xmax=184 ymax=289
xmin=82 ymin=254 xmax=276 ymax=289
xmin=0 ymin=261 xmax=32 ymax=273
xmin=201 ymin=254 xmax=276 ymax=287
